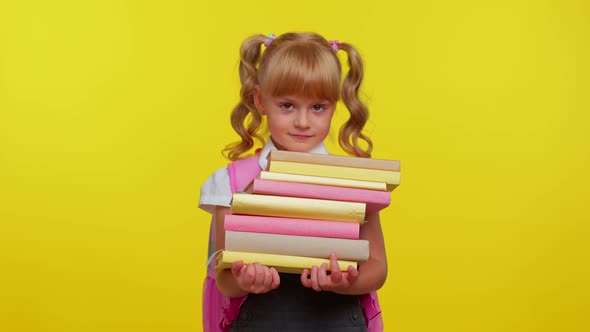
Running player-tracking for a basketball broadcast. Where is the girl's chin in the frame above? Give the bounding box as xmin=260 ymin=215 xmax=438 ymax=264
xmin=271 ymin=137 xmax=320 ymax=152
xmin=283 ymin=145 xmax=316 ymax=153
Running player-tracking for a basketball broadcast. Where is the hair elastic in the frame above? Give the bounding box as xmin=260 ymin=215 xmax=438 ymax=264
xmin=206 ymin=249 xmax=224 ymax=268
xmin=329 ymin=40 xmax=340 ymax=53
xmin=264 ymin=33 xmax=276 ymax=47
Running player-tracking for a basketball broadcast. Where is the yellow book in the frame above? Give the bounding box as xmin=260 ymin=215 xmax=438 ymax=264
xmin=258 ymin=171 xmax=388 ymax=191
xmin=231 ymin=193 xmax=366 ymax=223
xmin=267 ymin=160 xmax=400 ymax=191
xmin=216 ymin=250 xmax=357 ymax=274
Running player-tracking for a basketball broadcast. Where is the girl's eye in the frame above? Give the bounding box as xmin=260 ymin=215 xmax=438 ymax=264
xmin=280 ymin=103 xmax=294 ymax=110
xmin=312 ymin=105 xmax=326 ymax=112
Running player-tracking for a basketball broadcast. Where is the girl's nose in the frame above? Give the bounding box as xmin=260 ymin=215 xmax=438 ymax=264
xmin=294 ymin=110 xmax=310 ymax=128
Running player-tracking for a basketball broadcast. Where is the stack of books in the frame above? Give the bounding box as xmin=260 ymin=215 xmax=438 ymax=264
xmin=216 ymin=150 xmax=400 ymax=274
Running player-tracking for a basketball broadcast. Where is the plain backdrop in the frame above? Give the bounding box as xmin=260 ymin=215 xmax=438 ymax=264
xmin=1 ymin=0 xmax=589 ymax=331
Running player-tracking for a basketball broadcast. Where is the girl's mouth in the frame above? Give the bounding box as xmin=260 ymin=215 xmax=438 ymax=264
xmin=291 ymin=134 xmax=312 ymax=139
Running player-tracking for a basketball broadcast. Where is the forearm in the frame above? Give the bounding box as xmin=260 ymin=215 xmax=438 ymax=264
xmin=215 ymin=269 xmax=249 ymax=298
xmin=213 ymin=206 xmax=247 ymax=298
xmin=335 ymin=256 xmax=388 ymax=295
xmin=334 ymin=212 xmax=388 ymax=295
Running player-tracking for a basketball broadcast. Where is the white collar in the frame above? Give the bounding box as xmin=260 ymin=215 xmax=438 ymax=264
xmin=257 ymin=139 xmax=329 ymax=170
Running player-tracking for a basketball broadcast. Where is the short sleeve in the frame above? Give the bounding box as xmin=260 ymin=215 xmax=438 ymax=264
xmin=199 ymin=167 xmax=232 ymax=214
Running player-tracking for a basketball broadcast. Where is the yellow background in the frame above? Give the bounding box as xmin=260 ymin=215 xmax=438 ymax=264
xmin=1 ymin=0 xmax=589 ymax=331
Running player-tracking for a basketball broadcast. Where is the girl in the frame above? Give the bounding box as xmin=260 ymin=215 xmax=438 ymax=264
xmin=200 ymin=32 xmax=387 ymax=332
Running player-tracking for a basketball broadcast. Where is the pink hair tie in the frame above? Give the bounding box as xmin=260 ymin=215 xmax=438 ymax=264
xmin=329 ymin=40 xmax=340 ymax=53
xmin=264 ymin=33 xmax=276 ymax=47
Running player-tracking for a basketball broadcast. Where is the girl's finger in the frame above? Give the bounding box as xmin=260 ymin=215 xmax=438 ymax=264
xmin=231 ymin=260 xmax=245 ymax=277
xmin=253 ymin=263 xmax=266 ymax=286
xmin=310 ymin=265 xmax=321 ymax=292
xmin=242 ymin=263 xmax=256 ymax=287
xmin=262 ymin=266 xmax=273 ymax=290
xmin=329 ymin=253 xmax=342 ymax=283
xmin=317 ymin=263 xmax=329 ymax=289
xmin=346 ymin=265 xmax=359 ymax=283
xmin=300 ymin=269 xmax=312 ymax=288
xmin=270 ymin=267 xmax=281 ymax=289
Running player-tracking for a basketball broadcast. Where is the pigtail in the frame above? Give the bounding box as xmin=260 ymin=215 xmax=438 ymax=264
xmin=337 ymin=42 xmax=373 ymax=158
xmin=223 ymin=34 xmax=268 ymax=161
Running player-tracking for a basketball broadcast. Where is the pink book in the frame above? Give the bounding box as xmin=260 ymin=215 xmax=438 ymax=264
xmin=224 ymin=214 xmax=360 ymax=240
xmin=245 ymin=178 xmax=390 ymax=215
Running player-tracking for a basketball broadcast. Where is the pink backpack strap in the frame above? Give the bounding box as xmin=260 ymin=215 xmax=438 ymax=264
xmin=227 ymin=156 xmax=262 ymax=193
xmin=203 ymin=156 xmax=261 ymax=332
xmin=361 ymin=291 xmax=383 ymax=330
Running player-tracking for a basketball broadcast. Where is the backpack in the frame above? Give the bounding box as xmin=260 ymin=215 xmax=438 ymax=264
xmin=203 ymin=156 xmax=383 ymax=331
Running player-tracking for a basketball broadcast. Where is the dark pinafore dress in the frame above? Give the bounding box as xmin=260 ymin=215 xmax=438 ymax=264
xmin=230 ymin=273 xmax=367 ymax=332
xmin=225 ymin=155 xmax=369 ymax=331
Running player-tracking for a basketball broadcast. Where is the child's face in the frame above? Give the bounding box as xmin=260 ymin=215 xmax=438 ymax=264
xmin=255 ymin=90 xmax=335 ymax=153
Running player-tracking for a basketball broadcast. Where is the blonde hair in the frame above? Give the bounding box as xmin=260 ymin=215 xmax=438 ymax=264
xmin=223 ymin=32 xmax=373 ymax=160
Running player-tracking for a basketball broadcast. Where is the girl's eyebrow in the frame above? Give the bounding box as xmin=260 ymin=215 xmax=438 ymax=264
xmin=276 ymin=96 xmax=332 ymax=104
xmin=277 ymin=96 xmax=295 ymax=102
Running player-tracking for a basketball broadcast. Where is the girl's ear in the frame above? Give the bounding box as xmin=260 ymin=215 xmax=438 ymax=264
xmin=253 ymin=86 xmax=265 ymax=115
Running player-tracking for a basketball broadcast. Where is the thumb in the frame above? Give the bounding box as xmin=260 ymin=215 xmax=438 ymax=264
xmin=346 ymin=265 xmax=359 ymax=282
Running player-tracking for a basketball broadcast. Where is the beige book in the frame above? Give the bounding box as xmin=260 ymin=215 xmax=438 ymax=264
xmin=225 ymin=231 xmax=369 ymax=262
xmin=268 ymin=150 xmax=401 ymax=171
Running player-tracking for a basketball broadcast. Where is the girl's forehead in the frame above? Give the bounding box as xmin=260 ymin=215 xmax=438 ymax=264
xmin=260 ymin=80 xmax=339 ymax=102
xmin=259 ymin=52 xmax=341 ymax=102
xmin=269 ymin=94 xmax=332 ymax=102
xmin=262 ymin=90 xmax=335 ymax=102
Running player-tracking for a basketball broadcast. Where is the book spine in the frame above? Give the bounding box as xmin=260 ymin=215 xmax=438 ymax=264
xmin=268 ymin=160 xmax=401 ymax=188
xmin=225 ymin=231 xmax=369 ymax=262
xmin=251 ymin=179 xmax=390 ymax=214
xmin=216 ymin=250 xmax=357 ymax=274
xmin=231 ymin=193 xmax=366 ymax=223
xmin=224 ymin=215 xmax=360 ymax=239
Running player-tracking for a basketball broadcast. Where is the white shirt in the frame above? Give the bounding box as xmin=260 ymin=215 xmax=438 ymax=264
xmin=198 ymin=139 xmax=329 ymax=214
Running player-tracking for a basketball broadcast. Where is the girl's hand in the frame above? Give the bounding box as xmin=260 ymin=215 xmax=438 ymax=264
xmin=231 ymin=260 xmax=280 ymax=294
xmin=300 ymin=253 xmax=359 ymax=292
